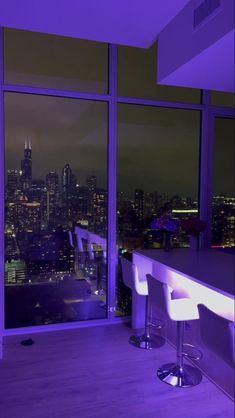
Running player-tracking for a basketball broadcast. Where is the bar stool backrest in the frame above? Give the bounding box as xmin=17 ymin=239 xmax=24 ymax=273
xmin=198 ymin=304 xmax=235 ymax=368
xmin=146 ymin=274 xmax=171 ymax=319
xmin=121 ymin=258 xmax=138 ymax=292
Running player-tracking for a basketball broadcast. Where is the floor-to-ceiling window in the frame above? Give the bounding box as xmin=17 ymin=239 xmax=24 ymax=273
xmin=115 ymin=45 xmax=201 ymax=317
xmin=1 ymin=28 xmax=234 ymax=328
xmin=3 ymin=29 xmax=109 ymax=328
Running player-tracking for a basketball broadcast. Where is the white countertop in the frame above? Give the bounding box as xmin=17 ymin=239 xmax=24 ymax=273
xmin=134 ymin=249 xmax=235 ymax=298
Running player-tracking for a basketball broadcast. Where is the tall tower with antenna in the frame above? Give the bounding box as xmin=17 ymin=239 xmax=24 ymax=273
xmin=20 ymin=139 xmax=32 ymax=192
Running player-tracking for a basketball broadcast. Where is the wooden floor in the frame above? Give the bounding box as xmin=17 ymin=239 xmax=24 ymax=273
xmin=0 ymin=323 xmax=234 ymax=418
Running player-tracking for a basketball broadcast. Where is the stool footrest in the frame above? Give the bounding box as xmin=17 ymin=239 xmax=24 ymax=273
xmin=182 ymin=343 xmax=203 ymax=361
xmin=149 ymin=318 xmax=165 ymax=329
xmin=129 ymin=334 xmax=165 ymax=350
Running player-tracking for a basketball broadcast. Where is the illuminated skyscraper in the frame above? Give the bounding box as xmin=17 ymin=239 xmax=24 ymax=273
xmin=134 ymin=188 xmax=144 ymax=220
xmin=62 ymin=164 xmax=77 ymax=212
xmin=20 ymin=140 xmax=32 ymax=192
xmin=86 ymin=175 xmax=97 ymax=214
xmin=62 ymin=164 xmax=71 ymax=194
xmin=6 ymin=169 xmax=19 ymax=199
xmin=46 ymin=171 xmax=59 ymax=220
xmin=46 ymin=171 xmax=58 ymax=191
xmin=86 ymin=175 xmax=97 ymax=192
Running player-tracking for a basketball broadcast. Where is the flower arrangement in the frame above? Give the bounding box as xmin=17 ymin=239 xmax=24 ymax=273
xmin=181 ymin=218 xmax=206 ymax=237
xmin=151 ymin=214 xmax=180 ymax=251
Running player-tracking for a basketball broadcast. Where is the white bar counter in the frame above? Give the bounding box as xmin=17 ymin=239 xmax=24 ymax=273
xmin=133 ymin=248 xmax=234 ymax=327
xmin=132 ymin=248 xmax=235 ymax=399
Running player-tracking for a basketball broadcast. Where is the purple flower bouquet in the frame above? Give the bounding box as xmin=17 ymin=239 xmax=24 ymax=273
xmin=151 ymin=215 xmax=180 ymax=251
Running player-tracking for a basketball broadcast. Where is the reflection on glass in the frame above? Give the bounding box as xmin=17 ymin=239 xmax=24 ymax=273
xmin=116 ymin=105 xmax=200 ymax=316
xmin=212 ymin=118 xmax=235 ymax=248
xmin=4 ymin=93 xmax=108 ymax=328
xmin=118 ymin=43 xmax=201 ymax=103
xmin=4 ymin=29 xmax=108 ymax=94
xmin=211 ymin=91 xmax=235 ymax=108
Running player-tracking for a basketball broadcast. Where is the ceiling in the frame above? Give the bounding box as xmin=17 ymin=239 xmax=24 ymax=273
xmin=158 ymin=29 xmax=235 ymax=93
xmin=157 ymin=0 xmax=235 ymax=93
xmin=0 ymin=0 xmax=191 ymax=48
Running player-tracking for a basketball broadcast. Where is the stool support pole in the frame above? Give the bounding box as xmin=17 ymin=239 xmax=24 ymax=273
xmin=157 ymin=319 xmax=202 ymax=387
xmin=145 ymin=296 xmax=150 ymax=339
xmin=177 ymin=321 xmax=185 ymax=370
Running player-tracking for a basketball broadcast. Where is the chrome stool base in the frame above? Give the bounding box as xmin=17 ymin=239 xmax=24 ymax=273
xmin=129 ymin=334 xmax=165 ymax=350
xmin=87 ymin=288 xmax=104 ymax=296
xmin=157 ymin=363 xmax=202 ymax=387
xmin=93 ymin=289 xmax=104 ymax=296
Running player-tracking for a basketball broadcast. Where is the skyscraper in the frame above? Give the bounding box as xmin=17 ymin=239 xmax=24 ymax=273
xmin=134 ymin=188 xmax=144 ymax=220
xmin=46 ymin=171 xmax=59 ymax=194
xmin=6 ymin=169 xmax=19 ymax=199
xmin=20 ymin=140 xmax=32 ymax=192
xmin=62 ymin=164 xmax=77 ymax=210
xmin=86 ymin=175 xmax=97 ymax=214
xmin=62 ymin=164 xmax=71 ymax=194
xmin=86 ymin=175 xmax=97 ymax=192
xmin=46 ymin=171 xmax=59 ymax=220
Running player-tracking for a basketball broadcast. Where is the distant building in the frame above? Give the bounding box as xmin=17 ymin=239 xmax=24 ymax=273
xmin=20 ymin=140 xmax=32 ymax=192
xmin=86 ymin=175 xmax=97 ymax=192
xmin=93 ymin=188 xmax=107 ymax=235
xmin=30 ymin=179 xmax=45 ymax=201
xmin=6 ymin=169 xmax=19 ymax=199
xmin=86 ymin=175 xmax=97 ymax=214
xmin=62 ymin=164 xmax=77 ymax=212
xmin=46 ymin=171 xmax=59 ymax=220
xmin=134 ymin=188 xmax=144 ymax=220
xmin=212 ymin=196 xmax=235 ymax=247
xmin=62 ymin=163 xmax=72 ymax=195
xmin=46 ymin=171 xmax=59 ymax=193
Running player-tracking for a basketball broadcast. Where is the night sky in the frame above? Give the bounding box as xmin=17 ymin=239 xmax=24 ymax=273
xmin=4 ymin=29 xmax=235 ymax=198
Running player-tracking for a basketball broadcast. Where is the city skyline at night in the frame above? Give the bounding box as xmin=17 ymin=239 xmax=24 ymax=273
xmin=5 ymin=93 xmax=234 ymax=198
xmin=4 ymin=140 xmax=235 ymax=329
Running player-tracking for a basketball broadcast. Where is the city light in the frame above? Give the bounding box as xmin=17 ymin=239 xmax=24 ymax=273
xmin=4 ymin=141 xmax=235 ymax=327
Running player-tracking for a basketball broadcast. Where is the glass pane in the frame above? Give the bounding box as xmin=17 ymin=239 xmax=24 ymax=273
xmin=116 ymin=105 xmax=200 ymax=316
xmin=118 ymin=43 xmax=201 ymax=103
xmin=5 ymin=93 xmax=108 ymax=328
xmin=4 ymin=28 xmax=108 ymax=94
xmin=212 ymin=118 xmax=235 ymax=248
xmin=211 ymin=91 xmax=235 ymax=107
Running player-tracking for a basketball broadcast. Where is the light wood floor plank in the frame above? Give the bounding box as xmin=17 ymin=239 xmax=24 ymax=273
xmin=0 ymin=324 xmax=234 ymax=418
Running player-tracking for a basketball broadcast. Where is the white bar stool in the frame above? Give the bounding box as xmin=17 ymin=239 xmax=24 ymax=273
xmin=147 ymin=274 xmax=202 ymax=387
xmin=121 ymin=258 xmax=164 ymax=350
xmin=198 ymin=304 xmax=235 ymax=368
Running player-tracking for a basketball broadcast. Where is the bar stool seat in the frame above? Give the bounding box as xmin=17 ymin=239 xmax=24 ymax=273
xmin=147 ymin=274 xmax=202 ymax=387
xmin=169 ymin=298 xmax=199 ymax=322
xmin=121 ymin=258 xmax=164 ymax=350
xmin=134 ymin=278 xmax=148 ymax=296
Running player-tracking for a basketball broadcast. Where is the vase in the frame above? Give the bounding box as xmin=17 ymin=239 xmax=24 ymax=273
xmin=190 ymin=235 xmax=199 ymax=250
xmin=163 ymin=231 xmax=173 ymax=251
